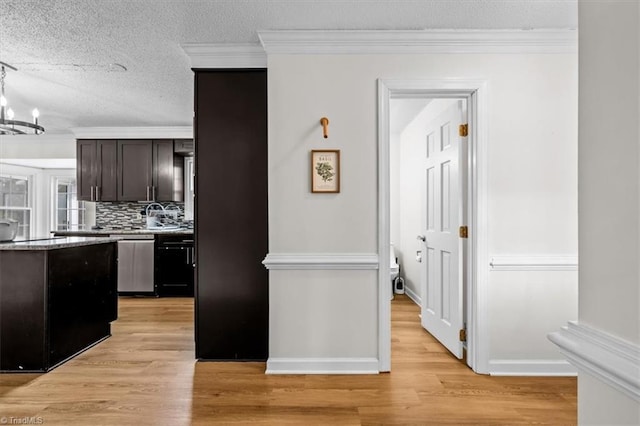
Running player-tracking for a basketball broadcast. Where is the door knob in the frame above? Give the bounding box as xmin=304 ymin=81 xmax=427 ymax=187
xmin=417 ymin=235 xmax=426 ymax=242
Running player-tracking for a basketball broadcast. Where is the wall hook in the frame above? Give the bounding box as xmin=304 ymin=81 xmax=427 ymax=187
xmin=320 ymin=117 xmax=329 ymax=139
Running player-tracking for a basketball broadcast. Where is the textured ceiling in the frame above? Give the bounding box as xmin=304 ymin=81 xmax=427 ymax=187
xmin=0 ymin=0 xmax=577 ymax=134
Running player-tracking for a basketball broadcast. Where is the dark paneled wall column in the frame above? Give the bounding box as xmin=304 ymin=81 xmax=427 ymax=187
xmin=194 ymin=69 xmax=268 ymax=360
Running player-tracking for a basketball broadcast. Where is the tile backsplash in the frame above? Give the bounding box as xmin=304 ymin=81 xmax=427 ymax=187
xmin=96 ymin=202 xmax=185 ymax=229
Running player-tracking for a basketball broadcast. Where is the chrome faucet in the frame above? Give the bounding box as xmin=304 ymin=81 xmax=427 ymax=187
xmin=145 ymin=202 xmax=166 ymax=217
xmin=145 ymin=203 xmax=166 ymax=228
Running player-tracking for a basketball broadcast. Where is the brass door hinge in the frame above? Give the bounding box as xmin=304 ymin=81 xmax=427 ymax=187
xmin=459 ymin=124 xmax=468 ymax=137
xmin=459 ymin=226 xmax=468 ymax=239
xmin=459 ymin=328 xmax=467 ymax=342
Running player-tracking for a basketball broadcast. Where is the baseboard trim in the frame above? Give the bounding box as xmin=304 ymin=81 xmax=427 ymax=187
xmin=548 ymin=321 xmax=640 ymax=402
xmin=488 ymin=359 xmax=577 ymax=376
xmin=266 ymin=357 xmax=380 ymax=374
xmin=404 ymin=285 xmax=422 ymax=306
xmin=262 ymin=253 xmax=379 ymax=270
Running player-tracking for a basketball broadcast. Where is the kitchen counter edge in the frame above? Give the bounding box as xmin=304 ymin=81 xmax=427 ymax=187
xmin=0 ymin=236 xmax=119 ymax=251
xmin=53 ymin=229 xmax=194 ymax=236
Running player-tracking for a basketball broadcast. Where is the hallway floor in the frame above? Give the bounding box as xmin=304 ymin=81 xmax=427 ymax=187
xmin=0 ymin=295 xmax=576 ymax=425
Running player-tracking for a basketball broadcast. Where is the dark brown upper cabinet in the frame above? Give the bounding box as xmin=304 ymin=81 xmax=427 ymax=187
xmin=153 ymin=139 xmax=181 ymax=201
xmin=76 ymin=140 xmax=118 ymax=202
xmin=117 ymin=140 xmax=153 ymax=201
xmin=117 ymin=139 xmax=183 ymax=202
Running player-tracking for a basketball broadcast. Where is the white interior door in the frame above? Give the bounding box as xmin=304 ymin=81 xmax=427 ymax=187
xmin=420 ymin=100 xmax=466 ymax=359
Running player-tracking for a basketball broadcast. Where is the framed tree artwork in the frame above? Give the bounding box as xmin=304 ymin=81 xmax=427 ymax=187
xmin=311 ymin=150 xmax=340 ymax=193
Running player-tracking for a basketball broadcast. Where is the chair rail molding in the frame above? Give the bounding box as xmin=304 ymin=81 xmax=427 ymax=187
xmin=262 ymin=253 xmax=379 ymax=270
xmin=549 ymin=321 xmax=640 ymax=402
xmin=490 ymin=255 xmax=578 ymax=271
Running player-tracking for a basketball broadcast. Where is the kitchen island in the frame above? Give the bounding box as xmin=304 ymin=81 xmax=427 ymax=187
xmin=52 ymin=230 xmax=195 ymax=297
xmin=0 ymin=237 xmax=118 ymax=372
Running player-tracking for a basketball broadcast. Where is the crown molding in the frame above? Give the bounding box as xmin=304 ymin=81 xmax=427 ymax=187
xmin=181 ymin=43 xmax=267 ymax=69
xmin=258 ymin=29 xmax=578 ymax=55
xmin=71 ymin=127 xmax=192 ymax=140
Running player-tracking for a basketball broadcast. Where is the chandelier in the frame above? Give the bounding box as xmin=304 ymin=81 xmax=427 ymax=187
xmin=0 ymin=61 xmax=45 ymax=135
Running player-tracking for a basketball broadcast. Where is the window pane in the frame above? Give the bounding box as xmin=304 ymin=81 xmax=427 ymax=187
xmin=57 ymin=208 xmax=67 ymax=224
xmin=54 ymin=177 xmax=85 ymax=231
xmin=0 ymin=177 xmax=10 ymax=194
xmin=57 ymin=194 xmax=68 ymax=209
xmin=0 ymin=175 xmax=31 ymax=238
xmin=11 ymin=179 xmax=27 ymax=194
xmin=0 ymin=208 xmax=30 ymax=239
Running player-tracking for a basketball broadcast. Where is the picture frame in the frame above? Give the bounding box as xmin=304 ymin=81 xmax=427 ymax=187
xmin=311 ymin=149 xmax=340 ymax=193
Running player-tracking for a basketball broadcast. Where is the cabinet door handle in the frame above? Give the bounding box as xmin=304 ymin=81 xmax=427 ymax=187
xmin=186 ymin=247 xmax=190 ymax=264
xmin=146 ymin=186 xmax=150 ymax=201
xmin=91 ymin=186 xmax=95 ymax=201
xmin=152 ymin=186 xmax=156 ymax=201
xmin=96 ymin=186 xmax=100 ymax=201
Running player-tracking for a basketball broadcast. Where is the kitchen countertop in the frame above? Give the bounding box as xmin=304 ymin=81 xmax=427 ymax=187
xmin=0 ymin=236 xmax=119 ymax=251
xmin=53 ymin=229 xmax=193 ymax=236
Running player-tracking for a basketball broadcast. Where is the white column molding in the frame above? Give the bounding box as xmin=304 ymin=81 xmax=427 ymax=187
xmin=549 ymin=322 xmax=640 ymax=402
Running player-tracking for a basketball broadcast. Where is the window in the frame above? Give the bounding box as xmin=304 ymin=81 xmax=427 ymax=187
xmin=54 ymin=177 xmax=86 ymax=230
xmin=0 ymin=175 xmax=32 ymax=238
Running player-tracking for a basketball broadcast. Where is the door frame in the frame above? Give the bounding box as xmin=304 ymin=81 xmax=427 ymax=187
xmin=377 ymin=79 xmax=489 ymax=374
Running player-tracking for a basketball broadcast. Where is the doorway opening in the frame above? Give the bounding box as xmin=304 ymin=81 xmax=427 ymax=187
xmin=377 ymin=79 xmax=490 ymax=374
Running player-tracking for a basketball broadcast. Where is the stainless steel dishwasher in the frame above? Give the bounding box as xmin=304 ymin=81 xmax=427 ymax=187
xmin=114 ymin=234 xmax=155 ymax=294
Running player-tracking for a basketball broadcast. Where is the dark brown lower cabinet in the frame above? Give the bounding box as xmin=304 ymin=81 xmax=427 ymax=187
xmin=194 ymin=69 xmax=268 ymax=361
xmin=0 ymin=243 xmax=117 ymax=372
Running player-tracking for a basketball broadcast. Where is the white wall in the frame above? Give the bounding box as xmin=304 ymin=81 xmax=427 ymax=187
xmin=575 ymin=1 xmax=640 ymax=423
xmin=0 ymin=134 xmax=76 ymax=159
xmin=267 ymin=50 xmax=578 ymax=373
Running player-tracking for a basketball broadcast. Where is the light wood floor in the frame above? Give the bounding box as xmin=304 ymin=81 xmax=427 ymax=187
xmin=0 ymin=295 xmax=576 ymax=425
